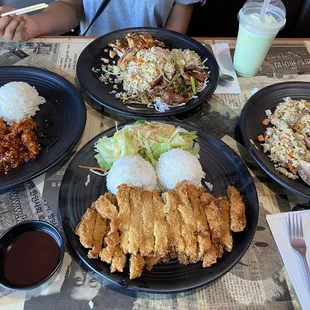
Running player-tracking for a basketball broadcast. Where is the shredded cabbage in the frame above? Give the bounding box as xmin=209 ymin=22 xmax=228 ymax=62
xmin=94 ymin=120 xmax=199 ymax=169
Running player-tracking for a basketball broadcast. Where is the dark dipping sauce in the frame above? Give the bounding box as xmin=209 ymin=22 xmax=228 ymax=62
xmin=4 ymin=231 xmax=60 ymax=287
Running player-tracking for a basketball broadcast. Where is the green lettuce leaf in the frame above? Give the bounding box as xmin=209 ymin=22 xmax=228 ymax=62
xmin=94 ymin=129 xmax=139 ymax=169
xmin=150 ymin=142 xmax=172 ymax=160
xmin=94 ymin=120 xmax=199 ymax=169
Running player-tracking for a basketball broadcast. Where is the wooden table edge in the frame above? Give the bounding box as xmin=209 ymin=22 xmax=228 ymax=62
xmin=36 ymin=36 xmax=310 ymax=42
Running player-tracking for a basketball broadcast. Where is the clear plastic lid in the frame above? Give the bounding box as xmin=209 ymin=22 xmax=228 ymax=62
xmin=238 ymin=0 xmax=286 ymax=33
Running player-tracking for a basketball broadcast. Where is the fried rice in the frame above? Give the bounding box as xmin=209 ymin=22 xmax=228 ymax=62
xmin=112 ymin=47 xmax=204 ymax=95
xmin=261 ymin=97 xmax=310 ymax=179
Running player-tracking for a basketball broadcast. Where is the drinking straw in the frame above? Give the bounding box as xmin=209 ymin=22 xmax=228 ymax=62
xmin=259 ymin=0 xmax=271 ymax=19
xmin=1 ymin=3 xmax=48 ymax=17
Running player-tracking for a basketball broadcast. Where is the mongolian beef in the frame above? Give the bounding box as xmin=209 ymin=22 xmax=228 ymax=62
xmin=93 ymin=33 xmax=210 ymax=112
xmin=0 ymin=118 xmax=40 ymax=173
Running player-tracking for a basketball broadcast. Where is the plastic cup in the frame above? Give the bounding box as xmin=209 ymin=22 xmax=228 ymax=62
xmin=233 ymin=0 xmax=286 ymax=77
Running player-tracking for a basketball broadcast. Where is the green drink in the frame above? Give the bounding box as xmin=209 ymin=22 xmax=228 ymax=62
xmin=233 ymin=0 xmax=286 ymax=77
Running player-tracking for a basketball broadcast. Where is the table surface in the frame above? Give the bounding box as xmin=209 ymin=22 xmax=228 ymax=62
xmin=0 ymin=36 xmax=309 ymax=310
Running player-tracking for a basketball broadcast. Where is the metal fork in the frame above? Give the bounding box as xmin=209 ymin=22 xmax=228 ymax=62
xmin=288 ymin=212 xmax=310 ymax=282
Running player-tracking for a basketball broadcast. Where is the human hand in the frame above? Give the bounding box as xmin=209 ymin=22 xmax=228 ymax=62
xmin=0 ymin=6 xmax=39 ymax=42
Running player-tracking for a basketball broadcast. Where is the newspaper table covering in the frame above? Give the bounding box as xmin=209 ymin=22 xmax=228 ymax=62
xmin=0 ymin=37 xmax=310 ymax=310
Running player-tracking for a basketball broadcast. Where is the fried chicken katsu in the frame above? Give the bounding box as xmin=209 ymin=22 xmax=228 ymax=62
xmin=75 ymin=182 xmax=247 ymax=279
xmin=0 ymin=118 xmax=40 ymax=173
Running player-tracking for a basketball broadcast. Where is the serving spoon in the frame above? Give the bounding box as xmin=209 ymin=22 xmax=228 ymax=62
xmin=203 ymin=44 xmax=235 ymax=82
xmin=297 ymin=160 xmax=310 ymax=186
xmin=219 ymin=72 xmax=235 ymax=82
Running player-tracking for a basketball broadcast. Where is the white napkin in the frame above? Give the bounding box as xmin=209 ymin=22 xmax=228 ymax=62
xmin=266 ymin=211 xmax=310 ymax=309
xmin=32 ymin=173 xmax=45 ymax=196
xmin=211 ymin=43 xmax=241 ymax=95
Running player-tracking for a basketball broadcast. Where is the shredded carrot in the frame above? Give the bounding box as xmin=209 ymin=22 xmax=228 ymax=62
xmin=288 ymin=164 xmax=295 ymax=172
xmin=288 ymin=151 xmax=293 ymax=158
xmin=299 ymin=124 xmax=305 ymax=131
xmin=280 ymin=136 xmax=285 ymax=140
xmin=78 ymin=165 xmax=107 ymax=172
xmin=257 ymin=135 xmax=264 ymax=142
xmin=262 ymin=119 xmax=269 ymax=126
xmin=136 ymin=57 xmax=143 ymax=63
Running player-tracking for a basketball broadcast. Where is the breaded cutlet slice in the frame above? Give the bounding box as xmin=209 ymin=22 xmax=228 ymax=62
xmin=130 ymin=253 xmax=145 ymax=279
xmin=152 ymin=190 xmax=169 ymax=257
xmin=174 ymin=182 xmax=198 ymax=263
xmin=201 ymin=225 xmax=219 ymax=268
xmin=99 ymin=245 xmax=115 ymax=264
xmin=226 ymin=186 xmax=246 ymax=232
xmin=200 ymin=193 xmax=224 ymax=266
xmin=145 ymin=252 xmax=179 ymax=271
xmin=105 ymin=231 xmax=121 ymax=247
xmin=217 ymin=196 xmax=233 ymax=252
xmin=127 ymin=186 xmax=144 ymax=255
xmin=87 ymin=212 xmax=107 ymax=259
xmin=161 ymin=190 xmax=185 ymax=255
xmin=202 ymin=193 xmax=225 ymax=244
xmin=186 ymin=183 xmax=214 ymax=262
xmin=99 ymin=244 xmax=127 ymax=273
xmin=106 ymin=191 xmax=118 ymax=206
xmin=144 ymin=256 xmax=162 ymax=271
xmin=95 ymin=194 xmax=118 ymax=219
xmin=139 ymin=190 xmax=155 ymax=257
xmin=116 ymin=184 xmax=131 ymax=254
xmin=110 ymin=246 xmax=127 ymax=273
xmin=75 ymin=205 xmax=97 ymax=249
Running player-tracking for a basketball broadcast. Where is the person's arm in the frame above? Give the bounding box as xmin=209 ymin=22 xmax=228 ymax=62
xmin=31 ymin=0 xmax=83 ymax=35
xmin=0 ymin=0 xmax=83 ymax=42
xmin=165 ymin=3 xmax=194 ymax=34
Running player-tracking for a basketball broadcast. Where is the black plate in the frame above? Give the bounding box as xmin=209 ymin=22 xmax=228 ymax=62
xmin=0 ymin=66 xmax=86 ymax=192
xmin=240 ymin=82 xmax=310 ymax=199
xmin=59 ymin=121 xmax=259 ymax=293
xmin=76 ymin=27 xmax=219 ymax=118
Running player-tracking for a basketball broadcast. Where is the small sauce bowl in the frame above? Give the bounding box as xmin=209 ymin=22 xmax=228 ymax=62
xmin=0 ymin=220 xmax=64 ymax=290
